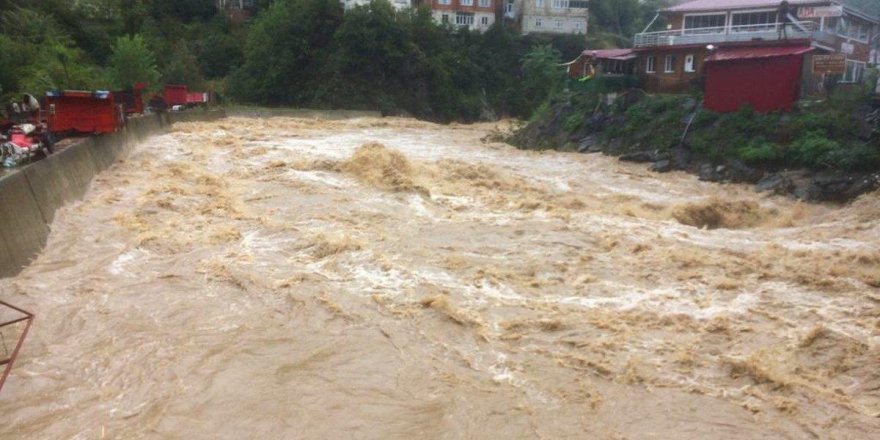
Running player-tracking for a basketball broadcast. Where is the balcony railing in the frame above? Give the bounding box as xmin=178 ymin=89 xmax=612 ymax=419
xmin=634 ymin=21 xmax=835 ymax=48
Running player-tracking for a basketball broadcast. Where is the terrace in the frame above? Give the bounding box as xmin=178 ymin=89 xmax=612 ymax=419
xmin=634 ymin=21 xmax=837 ymax=48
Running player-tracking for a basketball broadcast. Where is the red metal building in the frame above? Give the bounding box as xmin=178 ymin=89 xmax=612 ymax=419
xmin=703 ymin=46 xmax=813 ymax=112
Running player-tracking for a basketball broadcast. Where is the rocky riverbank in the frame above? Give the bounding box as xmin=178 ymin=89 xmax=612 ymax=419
xmin=512 ymin=90 xmax=880 ymax=203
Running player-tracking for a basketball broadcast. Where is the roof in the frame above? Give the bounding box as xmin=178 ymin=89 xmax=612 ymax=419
xmin=666 ymin=0 xmax=826 ymax=13
xmin=706 ymin=45 xmax=814 ymax=61
xmin=664 ymin=0 xmax=879 ymax=22
xmin=580 ymin=49 xmax=637 ymax=61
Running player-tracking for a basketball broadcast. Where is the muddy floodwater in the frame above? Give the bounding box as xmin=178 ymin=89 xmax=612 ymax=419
xmin=1 ymin=117 xmax=879 ymax=438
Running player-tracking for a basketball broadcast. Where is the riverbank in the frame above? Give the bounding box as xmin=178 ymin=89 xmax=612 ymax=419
xmin=511 ymin=85 xmax=880 ymax=203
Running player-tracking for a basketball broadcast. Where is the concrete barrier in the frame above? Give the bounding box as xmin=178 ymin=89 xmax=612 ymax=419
xmin=0 ymin=109 xmax=226 ymax=278
xmin=0 ymin=172 xmax=49 ymax=278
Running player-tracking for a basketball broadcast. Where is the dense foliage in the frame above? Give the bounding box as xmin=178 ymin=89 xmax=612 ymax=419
xmin=0 ymin=0 xmax=617 ymax=121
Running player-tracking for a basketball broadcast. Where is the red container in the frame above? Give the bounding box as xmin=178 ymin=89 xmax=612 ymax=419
xmin=45 ymin=91 xmax=123 ymax=134
xmin=163 ymin=84 xmax=189 ymax=107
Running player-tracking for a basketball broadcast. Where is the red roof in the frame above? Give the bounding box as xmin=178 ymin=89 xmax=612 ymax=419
xmin=666 ymin=0 xmax=827 ymax=13
xmin=580 ymin=49 xmax=637 ymax=61
xmin=706 ymin=45 xmax=813 ymax=62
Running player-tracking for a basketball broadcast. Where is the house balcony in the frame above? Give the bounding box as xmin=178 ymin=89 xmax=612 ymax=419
xmin=634 ymin=21 xmax=836 ymax=49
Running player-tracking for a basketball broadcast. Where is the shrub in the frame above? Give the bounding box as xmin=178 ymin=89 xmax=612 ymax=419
xmin=788 ymin=131 xmax=842 ymax=169
xmin=737 ymin=140 xmax=783 ymax=164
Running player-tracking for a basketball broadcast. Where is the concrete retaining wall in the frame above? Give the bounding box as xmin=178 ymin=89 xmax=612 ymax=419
xmin=0 ymin=110 xmax=226 ymax=278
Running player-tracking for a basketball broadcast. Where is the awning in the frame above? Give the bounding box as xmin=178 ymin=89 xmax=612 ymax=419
xmin=706 ymin=46 xmax=814 ymax=62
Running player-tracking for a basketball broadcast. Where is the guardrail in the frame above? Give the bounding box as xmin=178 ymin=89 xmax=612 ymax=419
xmin=634 ymin=21 xmax=834 ymax=48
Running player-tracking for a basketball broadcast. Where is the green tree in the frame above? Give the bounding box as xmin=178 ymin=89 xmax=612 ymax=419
xmin=521 ymin=45 xmax=564 ymax=109
xmin=107 ymin=34 xmax=160 ymax=90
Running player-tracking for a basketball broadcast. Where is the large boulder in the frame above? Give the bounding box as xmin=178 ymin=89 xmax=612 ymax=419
xmin=756 ymin=173 xmax=796 ymax=195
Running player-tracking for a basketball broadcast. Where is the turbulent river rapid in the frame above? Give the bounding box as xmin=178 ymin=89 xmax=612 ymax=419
xmin=1 ymin=117 xmax=879 ymax=438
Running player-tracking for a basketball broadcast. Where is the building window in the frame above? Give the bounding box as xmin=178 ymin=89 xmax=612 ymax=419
xmin=664 ymin=54 xmax=676 ymax=73
xmin=460 ymin=0 xmax=473 ymax=6
xmin=455 ymin=12 xmax=475 ymax=26
xmin=438 ymin=0 xmax=451 ymax=4
xmin=842 ymin=59 xmax=866 ymax=83
xmin=481 ymin=16 xmax=489 ymax=25
xmin=555 ymin=20 xmax=562 ymax=29
xmin=731 ymin=10 xmax=777 ymax=32
xmin=552 ymin=0 xmax=569 ymax=9
xmin=535 ymin=18 xmax=542 ymax=28
xmin=836 ymin=18 xmax=870 ymax=43
xmin=479 ymin=0 xmax=490 ymax=6
xmin=683 ymin=14 xmax=726 ymax=34
xmin=506 ymin=0 xmax=514 ymax=13
xmin=684 ymin=54 xmax=695 ymax=73
xmin=536 ymin=0 xmax=544 ymax=7
xmin=646 ymin=56 xmax=656 ymax=73
xmin=441 ymin=14 xmax=449 ymax=23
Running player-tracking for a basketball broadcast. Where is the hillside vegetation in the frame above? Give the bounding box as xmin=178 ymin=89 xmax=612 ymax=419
xmin=0 ymin=0 xmax=669 ymax=121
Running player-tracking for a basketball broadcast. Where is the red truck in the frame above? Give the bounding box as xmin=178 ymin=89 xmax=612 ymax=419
xmin=45 ymin=90 xmax=124 ymax=135
xmin=163 ymin=85 xmax=211 ymax=110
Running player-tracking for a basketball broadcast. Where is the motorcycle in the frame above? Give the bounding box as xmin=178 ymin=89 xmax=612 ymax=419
xmin=0 ymin=94 xmax=53 ymax=168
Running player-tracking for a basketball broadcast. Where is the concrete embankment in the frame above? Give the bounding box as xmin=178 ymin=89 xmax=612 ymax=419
xmin=0 ymin=110 xmax=226 ymax=277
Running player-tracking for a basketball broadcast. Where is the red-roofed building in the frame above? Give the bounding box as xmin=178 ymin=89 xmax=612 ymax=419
xmin=633 ymin=0 xmax=879 ymax=102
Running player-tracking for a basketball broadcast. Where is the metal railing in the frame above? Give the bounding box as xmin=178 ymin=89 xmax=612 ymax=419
xmin=634 ymin=21 xmax=835 ymax=47
xmin=0 ymin=300 xmax=34 ymax=394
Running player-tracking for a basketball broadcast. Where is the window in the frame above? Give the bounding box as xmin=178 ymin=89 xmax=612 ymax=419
xmin=536 ymin=0 xmax=544 ymax=7
xmin=535 ymin=18 xmax=542 ymax=28
xmin=552 ymin=0 xmax=568 ymax=9
xmin=455 ymin=12 xmax=475 ymax=26
xmin=646 ymin=55 xmax=656 ymax=73
xmin=555 ymin=20 xmax=562 ymax=29
xmin=481 ymin=16 xmax=489 ymax=25
xmin=506 ymin=0 xmax=514 ymax=13
xmin=836 ymin=17 xmax=870 ymax=43
xmin=683 ymin=14 xmax=726 ymax=34
xmin=731 ymin=10 xmax=777 ymax=32
xmin=460 ymin=0 xmax=473 ymax=6
xmin=664 ymin=54 xmax=676 ymax=73
xmin=842 ymin=59 xmax=866 ymax=83
xmin=438 ymin=0 xmax=450 ymax=4
xmin=441 ymin=14 xmax=449 ymax=23
xmin=684 ymin=54 xmax=695 ymax=72
xmin=479 ymin=0 xmax=490 ymax=6
xmin=569 ymin=0 xmax=588 ymax=8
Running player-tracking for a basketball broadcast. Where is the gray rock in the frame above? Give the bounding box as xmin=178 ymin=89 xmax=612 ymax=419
xmin=619 ymin=151 xmax=654 ymax=163
xmin=578 ymin=135 xmax=598 ymax=153
xmin=650 ymin=160 xmax=672 ymax=173
xmin=698 ymin=163 xmax=721 ymax=182
xmin=756 ymin=173 xmax=795 ymax=195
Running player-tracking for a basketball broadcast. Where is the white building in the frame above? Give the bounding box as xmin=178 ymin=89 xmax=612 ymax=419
xmin=521 ymin=0 xmax=589 ymax=36
xmin=426 ymin=0 xmax=497 ymax=33
xmin=341 ymin=0 xmax=413 ymax=11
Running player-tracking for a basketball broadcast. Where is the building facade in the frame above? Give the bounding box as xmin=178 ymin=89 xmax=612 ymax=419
xmin=633 ymin=0 xmax=879 ymax=96
xmin=342 ymin=0 xmax=413 ymax=11
xmin=425 ymin=0 xmax=497 ymax=32
xmin=521 ymin=0 xmax=589 ymax=35
xmin=216 ymin=0 xmax=256 ymax=21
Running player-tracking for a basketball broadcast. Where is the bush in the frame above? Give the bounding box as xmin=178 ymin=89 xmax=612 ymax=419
xmin=788 ymin=131 xmax=843 ymax=169
xmin=737 ymin=139 xmax=783 ymax=163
